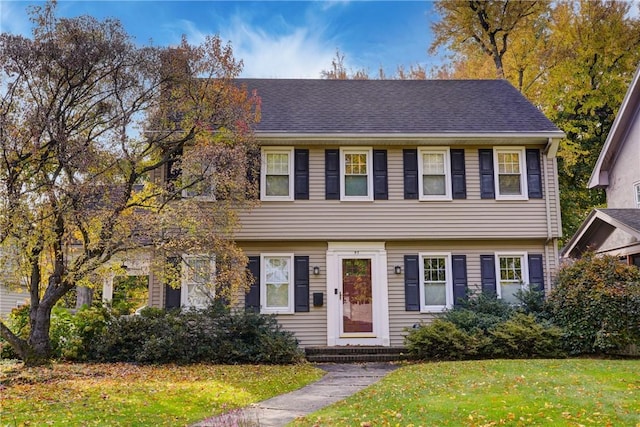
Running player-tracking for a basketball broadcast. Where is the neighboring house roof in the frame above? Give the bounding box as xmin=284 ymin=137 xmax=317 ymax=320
xmin=589 ymin=65 xmax=640 ymax=188
xmin=561 ymin=208 xmax=640 ymax=257
xmin=239 ymin=79 xmax=564 ymax=138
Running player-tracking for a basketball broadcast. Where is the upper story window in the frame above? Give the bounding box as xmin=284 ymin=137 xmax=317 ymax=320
xmin=341 ymin=148 xmax=373 ymax=201
xmin=418 ymin=148 xmax=451 ymax=200
xmin=181 ymin=161 xmax=216 ymax=200
xmin=261 ymin=148 xmax=294 ymax=201
xmin=494 ymin=148 xmax=528 ymax=200
xmin=181 ymin=254 xmax=215 ymax=309
xmin=419 ymin=253 xmax=453 ymax=312
xmin=261 ymin=254 xmax=294 ymax=314
xmin=635 ymin=183 xmax=640 ymax=208
xmin=495 ymin=253 xmax=528 ymax=304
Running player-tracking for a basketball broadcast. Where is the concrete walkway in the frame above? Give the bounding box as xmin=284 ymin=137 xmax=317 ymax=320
xmin=193 ymin=363 xmax=399 ymax=427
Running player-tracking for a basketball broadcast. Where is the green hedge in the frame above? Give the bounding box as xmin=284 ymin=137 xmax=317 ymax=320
xmin=546 ymin=253 xmax=640 ymax=355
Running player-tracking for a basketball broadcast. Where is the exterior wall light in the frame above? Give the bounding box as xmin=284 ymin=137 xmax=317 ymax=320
xmin=394 ymin=265 xmax=402 ymax=275
xmin=313 ymin=266 xmax=320 ymax=275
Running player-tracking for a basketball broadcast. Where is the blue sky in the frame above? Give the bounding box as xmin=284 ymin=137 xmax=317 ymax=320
xmin=0 ymin=1 xmax=441 ymax=78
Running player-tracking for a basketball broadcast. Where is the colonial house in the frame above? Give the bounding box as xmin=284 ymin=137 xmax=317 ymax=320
xmin=144 ymin=78 xmax=565 ymax=349
xmin=562 ymin=65 xmax=640 ymax=266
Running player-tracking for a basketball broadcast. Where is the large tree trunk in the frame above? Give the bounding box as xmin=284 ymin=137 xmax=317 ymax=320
xmin=26 ymin=303 xmax=54 ymax=365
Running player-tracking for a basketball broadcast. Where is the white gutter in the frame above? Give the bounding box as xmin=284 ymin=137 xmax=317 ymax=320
xmin=256 ymin=131 xmax=566 ymax=140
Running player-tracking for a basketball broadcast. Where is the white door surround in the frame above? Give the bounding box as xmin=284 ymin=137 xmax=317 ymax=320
xmin=326 ymin=242 xmax=390 ymax=346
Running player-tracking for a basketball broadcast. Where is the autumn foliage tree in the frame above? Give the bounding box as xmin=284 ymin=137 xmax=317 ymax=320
xmin=430 ymin=0 xmax=640 ymax=241
xmin=0 ymin=2 xmax=260 ymax=365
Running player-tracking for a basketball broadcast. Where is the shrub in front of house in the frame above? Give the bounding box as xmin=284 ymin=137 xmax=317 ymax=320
xmin=546 ymin=253 xmax=640 ymax=355
xmin=405 ymin=292 xmax=565 ymax=360
xmin=91 ymin=304 xmax=303 ymax=364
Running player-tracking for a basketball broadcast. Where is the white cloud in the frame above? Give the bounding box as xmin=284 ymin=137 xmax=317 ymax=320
xmin=173 ymin=11 xmax=337 ymax=79
xmin=222 ymin=21 xmax=335 ymax=78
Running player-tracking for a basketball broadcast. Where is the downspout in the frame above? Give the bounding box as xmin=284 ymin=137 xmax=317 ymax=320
xmin=543 ymin=144 xmax=553 ymax=293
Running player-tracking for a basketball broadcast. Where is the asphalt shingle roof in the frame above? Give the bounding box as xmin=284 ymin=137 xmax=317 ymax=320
xmin=599 ymin=208 xmax=640 ymax=233
xmin=237 ymin=79 xmax=562 ymax=135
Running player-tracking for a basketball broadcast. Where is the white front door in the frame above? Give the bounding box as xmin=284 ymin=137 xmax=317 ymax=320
xmin=326 ymin=242 xmax=390 ymax=346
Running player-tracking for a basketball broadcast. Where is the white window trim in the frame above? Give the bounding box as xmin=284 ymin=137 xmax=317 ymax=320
xmin=260 ymin=147 xmax=294 ymax=201
xmin=181 ymin=254 xmax=216 ymax=309
xmin=260 ymin=253 xmax=295 ymax=314
xmin=493 ymin=147 xmax=528 ymax=201
xmin=419 ymin=252 xmax=453 ymax=312
xmin=417 ymin=147 xmax=452 ymax=201
xmin=634 ymin=182 xmax=640 ymax=208
xmin=181 ymin=160 xmax=216 ymax=200
xmin=340 ymin=147 xmax=373 ymax=201
xmin=494 ymin=252 xmax=529 ymax=302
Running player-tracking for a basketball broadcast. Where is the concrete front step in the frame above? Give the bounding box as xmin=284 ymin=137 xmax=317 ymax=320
xmin=305 ymin=346 xmax=411 ymax=363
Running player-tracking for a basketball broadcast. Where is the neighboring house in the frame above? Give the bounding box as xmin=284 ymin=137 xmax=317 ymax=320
xmin=148 ymin=79 xmax=565 ymax=348
xmin=562 ymin=65 xmax=640 ymax=267
xmin=0 ymin=287 xmax=29 ymax=317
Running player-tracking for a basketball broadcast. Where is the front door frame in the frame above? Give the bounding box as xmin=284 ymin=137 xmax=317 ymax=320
xmin=326 ymin=242 xmax=390 ymax=346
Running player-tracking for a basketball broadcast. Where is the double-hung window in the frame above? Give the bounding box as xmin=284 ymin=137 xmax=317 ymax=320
xmin=341 ymin=148 xmax=373 ymax=201
xmin=181 ymin=255 xmax=215 ymax=309
xmin=261 ymin=254 xmax=294 ymax=314
xmin=418 ymin=148 xmax=451 ymax=200
xmin=261 ymin=148 xmax=294 ymax=201
xmin=494 ymin=148 xmax=528 ymax=200
xmin=495 ymin=253 xmax=528 ymax=304
xmin=181 ymin=154 xmax=216 ymax=200
xmin=635 ymin=183 xmax=640 ymax=208
xmin=419 ymin=253 xmax=453 ymax=312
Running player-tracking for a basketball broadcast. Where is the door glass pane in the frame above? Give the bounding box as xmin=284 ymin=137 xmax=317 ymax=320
xmin=342 ymin=258 xmax=373 ymax=333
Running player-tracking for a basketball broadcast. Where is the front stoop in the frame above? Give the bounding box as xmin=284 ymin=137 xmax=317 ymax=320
xmin=305 ymin=346 xmax=411 ymax=363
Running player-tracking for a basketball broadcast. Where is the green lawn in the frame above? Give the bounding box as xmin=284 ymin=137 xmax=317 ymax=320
xmin=0 ymin=361 xmax=324 ymax=426
xmin=292 ymin=359 xmax=640 ymax=427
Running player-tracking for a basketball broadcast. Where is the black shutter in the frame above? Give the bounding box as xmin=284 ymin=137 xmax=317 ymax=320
xmin=527 ymin=253 xmax=545 ymax=294
xmin=404 ymin=255 xmax=420 ymax=311
xmin=245 ymin=256 xmax=260 ymax=312
xmin=373 ymin=149 xmax=388 ymax=200
xmin=526 ymin=149 xmax=543 ymax=199
xmin=403 ymin=149 xmax=418 ymax=200
xmin=325 ymin=149 xmax=340 ymax=200
xmin=246 ymin=147 xmax=260 ymax=200
xmin=164 ymin=256 xmax=181 ymax=309
xmin=294 ymin=256 xmax=310 ymax=312
xmin=294 ymin=149 xmax=309 ymax=200
xmin=479 ymin=149 xmax=495 ymax=199
xmin=480 ymin=254 xmax=497 ymax=296
xmin=452 ymin=255 xmax=468 ymax=306
xmin=451 ymin=149 xmax=467 ymax=199
xmin=165 ymin=149 xmax=182 ymax=184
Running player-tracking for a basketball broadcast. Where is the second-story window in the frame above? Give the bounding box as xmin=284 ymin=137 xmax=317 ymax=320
xmin=341 ymin=148 xmax=373 ymax=201
xmin=181 ymin=153 xmax=216 ymax=200
xmin=635 ymin=183 xmax=640 ymax=208
xmin=494 ymin=148 xmax=528 ymax=200
xmin=261 ymin=147 xmax=294 ymax=201
xmin=418 ymin=148 xmax=451 ymax=200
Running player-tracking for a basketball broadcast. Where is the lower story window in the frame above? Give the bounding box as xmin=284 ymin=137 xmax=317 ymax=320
xmin=420 ymin=253 xmax=453 ymax=312
xmin=261 ymin=254 xmax=294 ymax=314
xmin=182 ymin=255 xmax=215 ymax=309
xmin=496 ymin=253 xmax=527 ymax=304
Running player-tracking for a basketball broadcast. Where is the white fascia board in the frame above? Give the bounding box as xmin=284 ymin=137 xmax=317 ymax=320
xmin=588 ymin=65 xmax=640 ymax=189
xmin=256 ymin=132 xmax=566 ymax=143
